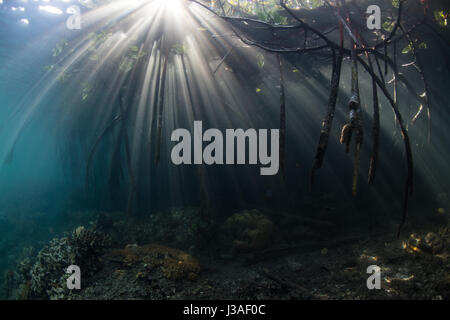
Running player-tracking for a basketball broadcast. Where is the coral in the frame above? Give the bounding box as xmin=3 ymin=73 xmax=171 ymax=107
xmin=111 ymin=244 xmax=200 ymax=281
xmin=29 ymin=227 xmax=110 ymax=299
xmin=221 ymin=209 xmax=274 ymax=252
xmin=16 ymin=257 xmax=33 ymax=282
xmin=30 ymin=237 xmax=73 ymax=299
xmin=69 ymin=226 xmax=111 ymax=273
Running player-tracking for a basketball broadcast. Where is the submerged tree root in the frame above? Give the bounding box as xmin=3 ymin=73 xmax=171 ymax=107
xmin=311 ymin=49 xmax=343 ymax=187
xmin=76 ymin=1 xmax=446 ymax=237
xmin=184 ymin=0 xmax=432 ymax=236
xmin=367 ymin=55 xmax=380 ymax=185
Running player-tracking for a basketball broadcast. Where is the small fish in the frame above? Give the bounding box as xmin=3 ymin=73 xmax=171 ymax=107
xmin=437 ymin=208 xmax=446 ymax=215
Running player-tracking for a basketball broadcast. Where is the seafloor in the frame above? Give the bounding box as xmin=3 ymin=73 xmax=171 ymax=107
xmin=2 ymin=203 xmax=450 ymax=300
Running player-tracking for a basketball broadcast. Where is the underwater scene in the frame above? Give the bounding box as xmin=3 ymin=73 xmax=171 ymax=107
xmin=0 ymin=0 xmax=449 ymax=301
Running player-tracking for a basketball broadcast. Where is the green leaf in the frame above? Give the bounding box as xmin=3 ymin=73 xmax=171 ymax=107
xmin=52 ymin=40 xmax=68 ymax=57
xmin=119 ymin=58 xmax=134 ymax=73
xmin=58 ymin=71 xmax=70 ymax=84
xmin=310 ymin=0 xmax=323 ymax=9
xmin=402 ymin=43 xmax=413 ymax=54
xmin=256 ymin=8 xmax=288 ymax=25
xmin=256 ymin=53 xmax=265 ymax=69
xmin=44 ymin=65 xmax=56 ymax=72
xmin=382 ymin=21 xmax=395 ymax=32
xmin=271 ymin=10 xmax=288 ymax=25
xmin=126 ymin=45 xmax=146 ymax=61
xmin=256 ymin=9 xmax=269 ymax=22
xmin=81 ymin=82 xmax=93 ymax=102
xmin=418 ymin=42 xmax=427 ymax=49
xmin=434 ymin=10 xmax=448 ymax=27
xmin=173 ymin=43 xmax=188 ymax=55
xmin=89 ymin=54 xmax=99 ymax=61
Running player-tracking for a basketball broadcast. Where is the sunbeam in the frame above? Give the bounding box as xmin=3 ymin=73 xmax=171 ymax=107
xmin=0 ymin=0 xmax=450 ymax=301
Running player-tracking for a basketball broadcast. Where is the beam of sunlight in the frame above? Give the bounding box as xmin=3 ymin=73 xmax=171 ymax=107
xmin=1 ymin=0 xmax=448 ymax=211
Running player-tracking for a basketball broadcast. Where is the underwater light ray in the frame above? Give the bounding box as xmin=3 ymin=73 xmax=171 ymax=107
xmin=50 ymin=0 xmax=199 ymax=165
xmin=0 ymin=34 xmax=109 ymax=162
xmin=130 ymin=44 xmax=157 ymax=153
xmin=30 ymin=1 xmax=174 ymax=165
xmin=162 ymin=10 xmax=293 ymax=198
xmin=168 ymin=56 xmax=219 ymax=209
xmin=182 ymin=8 xmax=265 ymax=127
xmin=1 ymin=5 xmax=450 ymax=299
xmin=166 ymin=63 xmax=206 ymax=206
xmin=1 ymin=74 xmax=64 ymax=164
xmin=118 ymin=1 xmax=264 ymax=202
xmin=0 ymin=1 xmax=150 ymax=136
xmin=4 ymin=0 xmax=445 ymax=223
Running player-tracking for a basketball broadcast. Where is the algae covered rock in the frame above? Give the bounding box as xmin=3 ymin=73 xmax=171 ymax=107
xmin=221 ymin=209 xmax=274 ymax=252
xmin=111 ymin=244 xmax=201 ymax=281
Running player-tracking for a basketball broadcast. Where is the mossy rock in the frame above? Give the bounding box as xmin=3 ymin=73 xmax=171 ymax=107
xmin=221 ymin=209 xmax=273 ymax=252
